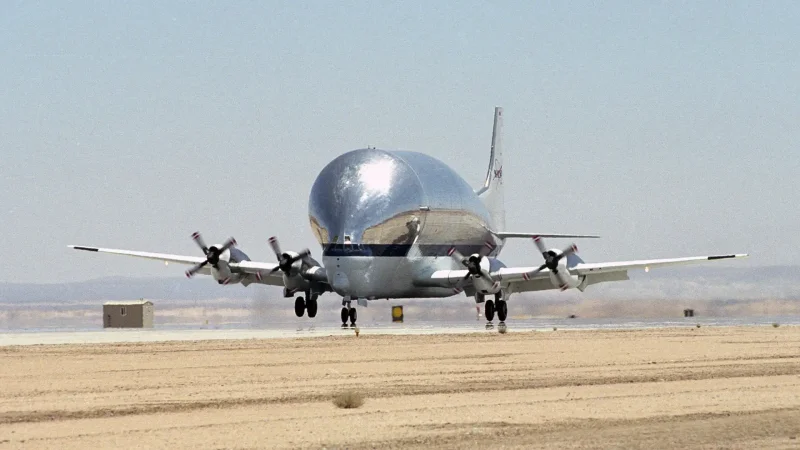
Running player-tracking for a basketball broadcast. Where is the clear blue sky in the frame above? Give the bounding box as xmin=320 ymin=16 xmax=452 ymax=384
xmin=1 ymin=1 xmax=798 ymax=283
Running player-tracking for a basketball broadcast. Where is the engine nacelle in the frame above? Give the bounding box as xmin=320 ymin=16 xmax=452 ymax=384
xmin=209 ymin=245 xmax=250 ymax=285
xmin=280 ymin=251 xmax=305 ymax=276
xmin=467 ymin=254 xmax=501 ymax=294
xmin=545 ymin=249 xmax=581 ymax=291
xmin=210 ymin=261 xmax=234 ymax=283
xmin=472 ymin=275 xmax=501 ymax=294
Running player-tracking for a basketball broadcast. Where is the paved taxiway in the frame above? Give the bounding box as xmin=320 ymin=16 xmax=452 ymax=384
xmin=4 ymin=316 xmax=799 ymax=346
xmin=2 ymin=326 xmax=800 ymax=449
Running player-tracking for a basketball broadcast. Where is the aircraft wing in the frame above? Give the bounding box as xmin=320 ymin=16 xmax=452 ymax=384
xmin=569 ymin=255 xmax=749 ymax=276
xmin=495 ymin=232 xmax=600 ymax=239
xmin=426 ymin=253 xmax=748 ymax=294
xmin=68 ymin=245 xmax=287 ymax=287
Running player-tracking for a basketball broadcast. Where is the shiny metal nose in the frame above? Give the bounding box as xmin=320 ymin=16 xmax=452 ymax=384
xmin=331 ymin=272 xmax=350 ymax=295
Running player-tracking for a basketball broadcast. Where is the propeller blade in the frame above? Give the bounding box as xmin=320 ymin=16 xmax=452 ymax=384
xmin=447 ymin=247 xmax=468 ymax=268
xmin=451 ymin=270 xmax=472 ymax=293
xmin=219 ymin=237 xmax=237 ymax=253
xmin=532 ymin=235 xmax=547 ymax=255
xmin=522 ymin=263 xmax=548 ymax=281
xmin=185 ymin=260 xmax=208 ymax=278
xmin=479 ymin=240 xmax=496 ymax=257
xmin=277 ymin=248 xmax=312 ymax=272
xmin=268 ymin=236 xmax=282 ymax=259
xmin=291 ymin=248 xmax=311 ymax=263
xmin=191 ymin=232 xmax=209 ymax=255
xmin=552 ymin=244 xmax=578 ymax=265
xmin=556 ymin=270 xmax=572 ymax=291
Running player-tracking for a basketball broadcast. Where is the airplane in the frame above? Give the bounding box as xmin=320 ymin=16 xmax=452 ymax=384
xmin=70 ymin=107 xmax=748 ymax=327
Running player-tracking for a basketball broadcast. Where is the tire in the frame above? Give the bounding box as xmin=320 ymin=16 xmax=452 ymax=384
xmin=306 ymin=297 xmax=318 ymax=318
xmin=341 ymin=307 xmax=349 ymax=324
xmin=497 ymin=300 xmax=508 ymax=322
xmin=485 ymin=299 xmax=495 ymax=321
xmin=294 ymin=296 xmax=305 ymax=318
xmin=349 ymin=307 xmax=357 ymax=325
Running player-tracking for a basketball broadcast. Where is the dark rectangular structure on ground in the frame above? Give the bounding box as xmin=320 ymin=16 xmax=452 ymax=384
xmin=103 ymin=300 xmax=154 ymax=328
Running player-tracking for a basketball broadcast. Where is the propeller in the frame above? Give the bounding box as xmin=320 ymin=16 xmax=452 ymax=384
xmin=185 ymin=232 xmax=237 ymax=278
xmin=447 ymin=240 xmax=498 ymax=293
xmin=524 ymin=236 xmax=578 ymax=290
xmin=267 ymin=236 xmax=311 ymax=275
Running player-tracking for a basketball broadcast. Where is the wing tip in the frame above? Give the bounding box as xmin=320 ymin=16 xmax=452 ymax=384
xmin=69 ymin=245 xmax=99 ymax=252
xmin=708 ymin=253 xmax=749 ymax=260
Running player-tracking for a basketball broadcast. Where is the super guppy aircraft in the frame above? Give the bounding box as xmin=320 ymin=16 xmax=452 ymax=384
xmin=71 ymin=108 xmax=747 ymax=326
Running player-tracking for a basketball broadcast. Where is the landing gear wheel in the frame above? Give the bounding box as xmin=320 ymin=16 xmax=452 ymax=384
xmin=340 ymin=307 xmax=349 ymax=326
xmin=497 ymin=300 xmax=508 ymax=322
xmin=306 ymin=297 xmax=318 ymax=318
xmin=294 ymin=296 xmax=305 ymax=318
xmin=349 ymin=307 xmax=357 ymax=325
xmin=485 ymin=300 xmax=495 ymax=322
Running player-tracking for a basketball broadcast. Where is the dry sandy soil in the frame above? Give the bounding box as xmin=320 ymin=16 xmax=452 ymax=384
xmin=1 ymin=326 xmax=800 ymax=449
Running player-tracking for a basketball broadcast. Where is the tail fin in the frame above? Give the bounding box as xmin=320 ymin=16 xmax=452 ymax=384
xmin=476 ymin=107 xmax=505 ymax=231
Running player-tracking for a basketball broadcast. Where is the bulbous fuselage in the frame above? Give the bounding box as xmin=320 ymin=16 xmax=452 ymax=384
xmin=308 ymin=148 xmax=500 ymax=298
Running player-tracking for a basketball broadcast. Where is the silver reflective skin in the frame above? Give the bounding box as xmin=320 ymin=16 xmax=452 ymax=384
xmin=309 ymin=148 xmax=503 ymax=299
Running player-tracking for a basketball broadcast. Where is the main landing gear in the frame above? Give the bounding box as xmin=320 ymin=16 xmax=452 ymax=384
xmin=294 ymin=292 xmax=319 ymax=318
xmin=483 ymin=293 xmax=508 ymax=329
xmin=340 ymin=299 xmax=357 ymax=327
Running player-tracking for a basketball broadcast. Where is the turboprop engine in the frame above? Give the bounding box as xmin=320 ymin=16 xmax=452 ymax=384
xmin=447 ymin=242 xmax=502 ymax=295
xmin=185 ymin=232 xmax=246 ymax=285
xmin=266 ymin=236 xmax=319 ymax=294
xmin=530 ymin=236 xmax=583 ymax=291
xmin=543 ymin=248 xmax=581 ymax=291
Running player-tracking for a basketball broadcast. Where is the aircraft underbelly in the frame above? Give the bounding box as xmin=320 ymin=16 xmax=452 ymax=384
xmin=323 ymin=255 xmax=460 ymax=298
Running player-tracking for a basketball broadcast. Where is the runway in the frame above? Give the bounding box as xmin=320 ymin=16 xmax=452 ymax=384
xmin=1 ymin=326 xmax=799 ymax=449
xmin=2 ymin=315 xmax=799 ymax=346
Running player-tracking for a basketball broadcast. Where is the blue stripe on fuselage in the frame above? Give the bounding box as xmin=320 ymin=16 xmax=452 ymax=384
xmin=323 ymin=244 xmax=488 ymax=257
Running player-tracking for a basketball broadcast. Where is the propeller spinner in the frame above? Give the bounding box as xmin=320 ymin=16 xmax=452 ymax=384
xmin=524 ymin=235 xmax=578 ymax=290
xmin=447 ymin=240 xmax=498 ymax=293
xmin=185 ymin=232 xmax=237 ymax=278
xmin=267 ymin=236 xmax=311 ymax=275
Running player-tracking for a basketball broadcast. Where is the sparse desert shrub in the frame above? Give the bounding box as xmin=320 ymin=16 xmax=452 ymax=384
xmin=773 ymin=323 xmax=780 ymax=328
xmin=333 ymin=390 xmax=364 ymax=409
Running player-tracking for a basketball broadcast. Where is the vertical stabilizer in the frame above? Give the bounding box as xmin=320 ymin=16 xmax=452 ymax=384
xmin=476 ymin=107 xmax=506 ymax=231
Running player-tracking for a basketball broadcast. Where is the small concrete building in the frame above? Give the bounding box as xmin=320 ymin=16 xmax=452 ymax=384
xmin=103 ymin=300 xmax=154 ymax=328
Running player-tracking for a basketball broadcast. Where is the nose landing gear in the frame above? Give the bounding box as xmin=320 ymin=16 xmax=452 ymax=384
xmin=341 ymin=298 xmax=357 ymax=327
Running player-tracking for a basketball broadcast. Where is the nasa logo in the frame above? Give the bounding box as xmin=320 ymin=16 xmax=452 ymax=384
xmin=493 ymin=159 xmax=503 ymax=183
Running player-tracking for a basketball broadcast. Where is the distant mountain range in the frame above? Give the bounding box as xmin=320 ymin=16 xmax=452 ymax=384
xmin=1 ymin=265 xmax=798 ymax=304
xmin=0 ymin=276 xmax=256 ymax=304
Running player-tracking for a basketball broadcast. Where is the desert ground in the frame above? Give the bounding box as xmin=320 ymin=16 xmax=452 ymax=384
xmin=1 ymin=326 xmax=800 ymax=449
